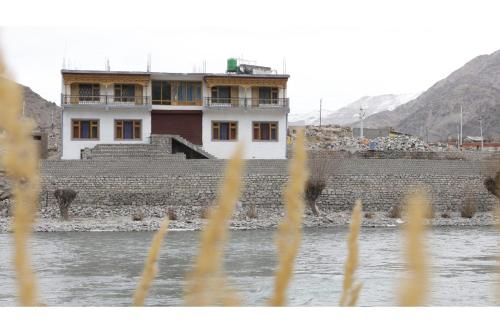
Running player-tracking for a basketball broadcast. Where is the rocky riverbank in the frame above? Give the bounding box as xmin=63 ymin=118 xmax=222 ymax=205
xmin=0 ymin=210 xmax=496 ymax=232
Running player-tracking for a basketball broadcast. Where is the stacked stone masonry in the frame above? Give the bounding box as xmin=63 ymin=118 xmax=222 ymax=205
xmin=38 ymin=159 xmax=498 ymax=212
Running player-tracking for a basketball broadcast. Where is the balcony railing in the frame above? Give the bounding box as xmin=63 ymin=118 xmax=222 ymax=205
xmin=62 ymin=95 xmax=151 ymax=106
xmin=152 ymin=98 xmax=203 ymax=106
xmin=204 ymin=97 xmax=289 ymax=108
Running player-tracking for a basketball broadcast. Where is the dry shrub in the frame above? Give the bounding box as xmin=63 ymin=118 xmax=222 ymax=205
xmin=399 ymin=189 xmax=430 ymax=306
xmin=269 ymin=130 xmax=308 ymax=306
xmin=305 ymin=153 xmax=328 ymax=216
xmin=246 ymin=205 xmax=257 ymax=219
xmin=0 ymin=52 xmax=40 ymax=306
xmin=54 ymin=188 xmax=77 ymax=220
xmin=132 ymin=211 xmax=145 ymax=221
xmin=387 ymin=203 xmax=402 ymax=218
xmin=184 ymin=145 xmax=245 ymax=306
xmin=440 ymin=212 xmax=451 ymax=219
xmin=364 ymin=212 xmax=374 ymax=219
xmin=167 ymin=207 xmax=177 ymax=221
xmin=460 ymin=195 xmax=476 ymax=218
xmin=200 ymin=206 xmax=210 ymax=219
xmin=133 ymin=219 xmax=170 ymax=306
xmin=340 ymin=199 xmax=363 ymax=306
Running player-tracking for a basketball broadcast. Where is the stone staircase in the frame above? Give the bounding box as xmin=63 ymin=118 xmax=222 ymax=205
xmin=83 ymin=143 xmax=185 ymax=160
xmin=82 ymin=135 xmax=216 ymax=160
xmin=168 ymin=135 xmax=217 ymax=159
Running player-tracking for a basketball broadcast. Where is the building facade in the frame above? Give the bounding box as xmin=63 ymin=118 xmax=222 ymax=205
xmin=60 ymin=63 xmax=289 ymax=159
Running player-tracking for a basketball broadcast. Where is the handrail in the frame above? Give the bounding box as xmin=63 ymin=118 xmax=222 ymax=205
xmin=204 ymin=97 xmax=289 ymax=108
xmin=62 ymin=95 xmax=151 ymax=105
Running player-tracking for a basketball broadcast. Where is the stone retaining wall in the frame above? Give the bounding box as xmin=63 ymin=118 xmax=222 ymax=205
xmin=36 ymin=159 xmax=498 ymax=212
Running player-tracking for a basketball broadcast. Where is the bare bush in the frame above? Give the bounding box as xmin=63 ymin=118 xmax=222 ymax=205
xmin=167 ymin=207 xmax=177 ymax=220
xmin=246 ymin=205 xmax=257 ymax=219
xmin=132 ymin=211 xmax=145 ymax=221
xmin=460 ymin=195 xmax=476 ymax=218
xmin=53 ymin=188 xmax=77 ymax=220
xmin=305 ymin=154 xmax=329 ymax=216
xmin=387 ymin=204 xmax=402 ymax=219
xmin=364 ymin=212 xmax=374 ymax=219
xmin=484 ymin=170 xmax=499 ymax=199
xmin=440 ymin=212 xmax=451 ymax=219
xmin=0 ymin=171 xmax=11 ymax=202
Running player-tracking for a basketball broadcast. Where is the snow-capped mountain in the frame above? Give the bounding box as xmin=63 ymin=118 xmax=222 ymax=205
xmin=289 ymin=93 xmax=421 ymax=126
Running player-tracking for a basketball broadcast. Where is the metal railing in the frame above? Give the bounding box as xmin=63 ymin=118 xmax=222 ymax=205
xmin=152 ymin=98 xmax=203 ymax=106
xmin=62 ymin=95 xmax=151 ymax=106
xmin=204 ymin=97 xmax=289 ymax=108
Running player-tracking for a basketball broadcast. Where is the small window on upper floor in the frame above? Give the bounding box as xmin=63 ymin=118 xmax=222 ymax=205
xmin=211 ymin=86 xmax=231 ymax=104
xmin=114 ymin=84 xmax=136 ymax=103
xmin=258 ymin=87 xmax=279 ymax=105
xmin=78 ymin=83 xmax=100 ymax=102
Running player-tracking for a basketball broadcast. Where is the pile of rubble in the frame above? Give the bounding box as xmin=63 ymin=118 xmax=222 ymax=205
xmin=368 ymin=135 xmax=430 ymax=151
xmin=290 ymin=125 xmax=434 ymax=152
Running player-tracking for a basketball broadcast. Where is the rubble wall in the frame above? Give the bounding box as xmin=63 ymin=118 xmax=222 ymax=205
xmin=36 ymin=159 xmax=498 ymax=212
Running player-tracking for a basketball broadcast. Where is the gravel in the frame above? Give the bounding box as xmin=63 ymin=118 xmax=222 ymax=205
xmin=0 ymin=210 xmax=496 ymax=233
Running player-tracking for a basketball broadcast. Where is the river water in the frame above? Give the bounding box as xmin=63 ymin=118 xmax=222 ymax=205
xmin=0 ymin=227 xmax=498 ymax=306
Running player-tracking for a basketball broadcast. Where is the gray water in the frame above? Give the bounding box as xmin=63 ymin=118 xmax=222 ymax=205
xmin=0 ymin=227 xmax=498 ymax=306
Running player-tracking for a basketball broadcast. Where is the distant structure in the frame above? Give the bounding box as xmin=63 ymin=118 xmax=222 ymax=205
xmin=60 ymin=57 xmax=289 ymax=159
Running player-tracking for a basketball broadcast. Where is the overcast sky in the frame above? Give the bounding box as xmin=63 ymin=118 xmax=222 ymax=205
xmin=2 ymin=0 xmax=500 ymax=119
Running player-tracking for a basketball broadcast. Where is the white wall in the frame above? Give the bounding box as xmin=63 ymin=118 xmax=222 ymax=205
xmin=202 ymin=110 xmax=287 ymax=159
xmin=61 ymin=109 xmax=151 ymax=159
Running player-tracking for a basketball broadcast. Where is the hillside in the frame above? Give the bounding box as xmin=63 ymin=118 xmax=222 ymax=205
xmin=290 ymin=93 xmax=419 ymax=125
xmin=359 ymin=50 xmax=500 ymax=141
xmin=20 ymin=84 xmax=61 ymax=158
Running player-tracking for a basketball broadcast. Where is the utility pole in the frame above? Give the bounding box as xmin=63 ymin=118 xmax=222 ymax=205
xmin=479 ymin=116 xmax=483 ymax=151
xmin=359 ymin=106 xmax=366 ymax=138
xmin=460 ymin=105 xmax=463 ymax=146
xmin=425 ymin=127 xmax=429 ymax=144
xmin=457 ymin=124 xmax=460 ymax=149
xmin=319 ymin=98 xmax=322 ymax=128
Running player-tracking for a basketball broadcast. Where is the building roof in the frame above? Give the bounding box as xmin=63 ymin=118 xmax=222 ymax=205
xmin=61 ymin=69 xmax=289 ymax=79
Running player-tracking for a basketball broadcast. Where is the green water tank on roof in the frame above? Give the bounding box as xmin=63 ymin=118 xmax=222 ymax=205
xmin=227 ymin=58 xmax=238 ymax=72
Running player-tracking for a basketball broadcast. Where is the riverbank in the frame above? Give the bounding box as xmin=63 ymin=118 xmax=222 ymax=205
xmin=0 ymin=210 xmax=496 ymax=232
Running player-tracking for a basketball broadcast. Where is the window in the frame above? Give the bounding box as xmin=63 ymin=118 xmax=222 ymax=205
xmin=78 ymin=83 xmax=100 ymax=102
xmin=115 ymin=120 xmax=142 ymax=140
xmin=152 ymin=81 xmax=201 ymax=105
xmin=253 ymin=122 xmax=278 ymax=141
xmin=72 ymin=120 xmax=99 ymax=140
xmin=152 ymin=81 xmax=172 ymax=105
xmin=114 ymin=84 xmax=136 ymax=102
xmin=258 ymin=87 xmax=279 ymax=104
xmin=211 ymin=86 xmax=231 ymax=104
xmin=212 ymin=121 xmax=237 ymax=141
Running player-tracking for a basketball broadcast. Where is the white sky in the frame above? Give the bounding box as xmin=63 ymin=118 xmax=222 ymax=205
xmin=1 ymin=0 xmax=500 ymax=119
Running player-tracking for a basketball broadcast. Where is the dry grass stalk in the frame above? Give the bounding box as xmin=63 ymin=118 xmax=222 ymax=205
xmin=340 ymin=199 xmax=363 ymax=306
xmin=269 ymin=130 xmax=308 ymax=306
xmin=0 ymin=53 xmax=40 ymax=306
xmin=184 ymin=145 xmax=245 ymax=306
xmin=398 ymin=190 xmax=430 ymax=306
xmin=132 ymin=219 xmax=170 ymax=306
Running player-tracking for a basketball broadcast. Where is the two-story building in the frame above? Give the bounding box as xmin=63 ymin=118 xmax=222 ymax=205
xmin=60 ymin=60 xmax=289 ymax=159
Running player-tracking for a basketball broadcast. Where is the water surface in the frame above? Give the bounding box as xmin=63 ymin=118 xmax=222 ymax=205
xmin=0 ymin=227 xmax=497 ymax=306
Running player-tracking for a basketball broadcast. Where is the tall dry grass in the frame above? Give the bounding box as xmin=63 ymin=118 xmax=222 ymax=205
xmin=133 ymin=219 xmax=170 ymax=306
xmin=340 ymin=199 xmax=363 ymax=306
xmin=184 ymin=145 xmax=245 ymax=306
xmin=398 ymin=190 xmax=430 ymax=306
xmin=269 ymin=130 xmax=308 ymax=306
xmin=0 ymin=52 xmax=40 ymax=306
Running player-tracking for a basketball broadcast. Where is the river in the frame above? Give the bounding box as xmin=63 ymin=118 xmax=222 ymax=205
xmin=0 ymin=227 xmax=497 ymax=306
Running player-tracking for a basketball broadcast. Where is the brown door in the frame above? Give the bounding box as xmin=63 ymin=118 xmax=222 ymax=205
xmin=151 ymin=110 xmax=202 ymax=145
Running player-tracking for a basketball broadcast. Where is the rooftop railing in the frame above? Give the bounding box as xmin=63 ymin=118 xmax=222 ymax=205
xmin=204 ymin=97 xmax=289 ymax=108
xmin=62 ymin=95 xmax=151 ymax=106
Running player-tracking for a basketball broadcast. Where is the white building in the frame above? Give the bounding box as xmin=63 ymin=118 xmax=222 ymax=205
xmin=60 ymin=60 xmax=289 ymax=159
